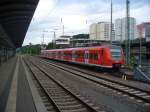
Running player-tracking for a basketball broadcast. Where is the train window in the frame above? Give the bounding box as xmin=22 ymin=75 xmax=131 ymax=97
xmin=80 ymin=53 xmax=84 ymax=58
xmin=53 ymin=52 xmax=56 ymax=57
xmin=72 ymin=53 xmax=75 ymax=58
xmin=69 ymin=53 xmax=72 ymax=58
xmin=89 ymin=53 xmax=93 ymax=59
xmin=89 ymin=53 xmax=98 ymax=60
xmin=61 ymin=52 xmax=63 ymax=57
xmin=74 ymin=51 xmax=84 ymax=59
xmin=101 ymin=49 xmax=104 ymax=55
xmin=110 ymin=46 xmax=122 ymax=60
xmin=77 ymin=53 xmax=80 ymax=58
xmin=74 ymin=54 xmax=78 ymax=58
xmin=49 ymin=52 xmax=51 ymax=57
xmin=57 ymin=52 xmax=60 ymax=57
xmin=94 ymin=54 xmax=98 ymax=60
xmin=64 ymin=52 xmax=72 ymax=58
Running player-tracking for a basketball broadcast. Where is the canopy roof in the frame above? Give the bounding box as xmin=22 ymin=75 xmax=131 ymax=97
xmin=0 ymin=0 xmax=39 ymax=48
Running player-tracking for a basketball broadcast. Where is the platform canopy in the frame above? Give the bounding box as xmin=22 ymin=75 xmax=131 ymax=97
xmin=0 ymin=0 xmax=39 ymax=48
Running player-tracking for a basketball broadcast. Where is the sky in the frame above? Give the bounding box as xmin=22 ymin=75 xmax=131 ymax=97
xmin=23 ymin=0 xmax=150 ymax=46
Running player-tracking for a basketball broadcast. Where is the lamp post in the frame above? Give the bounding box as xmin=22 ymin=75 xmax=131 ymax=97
xmin=41 ymin=30 xmax=48 ymax=49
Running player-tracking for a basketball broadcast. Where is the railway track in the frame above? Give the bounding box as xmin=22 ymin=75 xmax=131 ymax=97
xmin=24 ymin=58 xmax=103 ymax=112
xmin=32 ymin=57 xmax=150 ymax=105
xmin=39 ymin=58 xmax=149 ymax=90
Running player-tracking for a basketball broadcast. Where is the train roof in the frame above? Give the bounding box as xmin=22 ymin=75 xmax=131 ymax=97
xmin=41 ymin=44 xmax=121 ymax=52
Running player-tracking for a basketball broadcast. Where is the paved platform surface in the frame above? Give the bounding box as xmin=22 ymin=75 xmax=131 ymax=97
xmin=0 ymin=57 xmax=17 ymax=112
xmin=0 ymin=56 xmax=36 ymax=112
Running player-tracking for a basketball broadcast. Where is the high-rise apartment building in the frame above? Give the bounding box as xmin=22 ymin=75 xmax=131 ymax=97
xmin=90 ymin=22 xmax=115 ymax=41
xmin=115 ymin=17 xmax=136 ymax=41
xmin=137 ymin=22 xmax=150 ymax=42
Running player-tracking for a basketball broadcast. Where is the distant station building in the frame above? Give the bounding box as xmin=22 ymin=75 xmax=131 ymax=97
xmin=115 ymin=17 xmax=136 ymax=41
xmin=70 ymin=33 xmax=120 ymax=48
xmin=70 ymin=38 xmax=105 ymax=47
xmin=137 ymin=22 xmax=150 ymax=42
xmin=70 ymin=34 xmax=105 ymax=47
xmin=55 ymin=35 xmax=70 ymax=48
xmin=89 ymin=22 xmax=115 ymax=41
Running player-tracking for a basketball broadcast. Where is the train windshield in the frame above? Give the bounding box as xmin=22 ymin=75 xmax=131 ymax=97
xmin=110 ymin=46 xmax=122 ymax=60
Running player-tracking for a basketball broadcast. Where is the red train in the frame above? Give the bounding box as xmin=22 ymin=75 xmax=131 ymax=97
xmin=40 ymin=44 xmax=125 ymax=70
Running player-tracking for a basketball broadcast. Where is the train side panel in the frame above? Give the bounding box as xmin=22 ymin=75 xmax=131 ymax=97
xmin=40 ymin=45 xmax=125 ymax=69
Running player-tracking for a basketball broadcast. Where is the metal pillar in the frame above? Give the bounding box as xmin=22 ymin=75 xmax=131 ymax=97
xmin=0 ymin=47 xmax=2 ymax=66
xmin=125 ymin=0 xmax=131 ymax=66
xmin=5 ymin=48 xmax=8 ymax=61
xmin=12 ymin=48 xmax=14 ymax=57
xmin=3 ymin=48 xmax=5 ymax=61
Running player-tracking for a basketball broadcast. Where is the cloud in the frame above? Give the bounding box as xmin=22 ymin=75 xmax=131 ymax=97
xmin=23 ymin=0 xmax=150 ymax=46
xmin=131 ymin=4 xmax=150 ymax=23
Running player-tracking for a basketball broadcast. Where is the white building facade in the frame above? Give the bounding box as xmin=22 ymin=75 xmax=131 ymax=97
xmin=55 ymin=35 xmax=70 ymax=47
xmin=115 ymin=17 xmax=136 ymax=41
xmin=90 ymin=22 xmax=115 ymax=41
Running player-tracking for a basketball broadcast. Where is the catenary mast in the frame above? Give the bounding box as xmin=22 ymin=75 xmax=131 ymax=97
xmin=125 ymin=0 xmax=130 ymax=66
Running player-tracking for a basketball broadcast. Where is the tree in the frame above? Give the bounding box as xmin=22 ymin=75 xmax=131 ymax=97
xmin=18 ymin=44 xmax=41 ymax=55
xmin=47 ymin=42 xmax=54 ymax=49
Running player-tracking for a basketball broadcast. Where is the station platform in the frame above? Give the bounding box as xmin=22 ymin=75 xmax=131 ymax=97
xmin=0 ymin=56 xmax=37 ymax=112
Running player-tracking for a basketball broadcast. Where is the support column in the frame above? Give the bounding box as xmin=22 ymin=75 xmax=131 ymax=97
xmin=2 ymin=47 xmax=5 ymax=62
xmin=4 ymin=48 xmax=8 ymax=62
xmin=0 ymin=47 xmax=2 ymax=66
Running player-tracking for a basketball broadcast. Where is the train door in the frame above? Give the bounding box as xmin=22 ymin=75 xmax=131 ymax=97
xmin=61 ymin=51 xmax=64 ymax=60
xmin=72 ymin=50 xmax=75 ymax=62
xmin=85 ymin=50 xmax=89 ymax=64
xmin=55 ymin=51 xmax=58 ymax=59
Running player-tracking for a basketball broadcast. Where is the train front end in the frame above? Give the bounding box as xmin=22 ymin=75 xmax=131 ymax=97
xmin=109 ymin=45 xmax=125 ymax=69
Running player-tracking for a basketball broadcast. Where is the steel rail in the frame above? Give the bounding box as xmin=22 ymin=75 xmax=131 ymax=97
xmin=36 ymin=58 xmax=150 ymax=104
xmin=39 ymin=58 xmax=150 ymax=94
xmin=24 ymin=57 xmax=102 ymax=112
xmin=24 ymin=58 xmax=61 ymax=112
